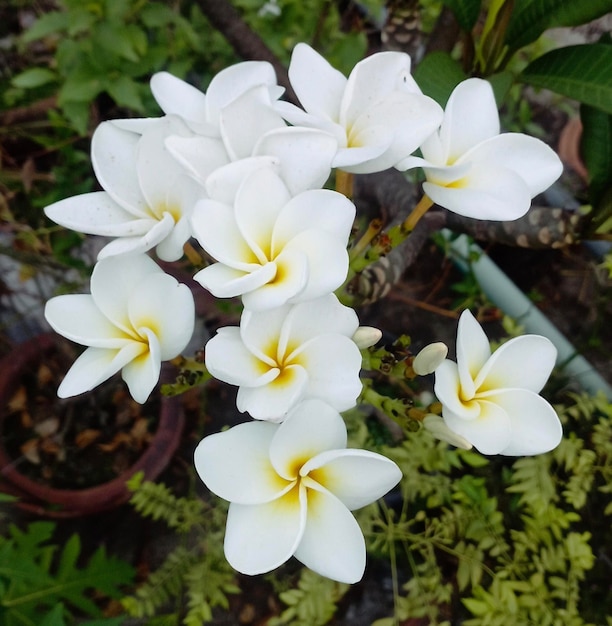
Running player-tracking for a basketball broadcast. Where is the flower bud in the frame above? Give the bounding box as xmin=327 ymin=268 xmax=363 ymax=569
xmin=352 ymin=326 xmax=382 ymax=349
xmin=413 ymin=342 xmax=448 ymax=375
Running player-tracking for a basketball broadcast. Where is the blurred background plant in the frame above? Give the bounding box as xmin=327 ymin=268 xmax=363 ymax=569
xmin=1 ymin=0 xmax=611 ymax=624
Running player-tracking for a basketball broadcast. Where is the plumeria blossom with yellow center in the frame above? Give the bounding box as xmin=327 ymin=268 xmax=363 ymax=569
xmin=204 ymin=295 xmax=363 ymax=421
xmin=194 ymin=398 xmax=402 ymax=583
xmin=397 ymin=78 xmax=563 ymax=220
xmin=276 ymin=42 xmax=443 ymax=174
xmin=191 ymin=167 xmax=355 ymax=310
xmin=44 ymin=116 xmax=207 ymax=261
xmin=44 ymin=254 xmax=195 ymax=403
xmin=433 ymin=310 xmax=562 ymax=455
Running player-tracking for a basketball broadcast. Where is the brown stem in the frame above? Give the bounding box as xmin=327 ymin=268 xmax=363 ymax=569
xmin=0 ymin=96 xmax=57 ymax=126
xmin=196 ymin=0 xmax=298 ymax=104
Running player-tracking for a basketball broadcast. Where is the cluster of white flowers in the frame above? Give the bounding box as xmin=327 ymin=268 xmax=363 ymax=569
xmin=44 ymin=43 xmax=564 ymax=583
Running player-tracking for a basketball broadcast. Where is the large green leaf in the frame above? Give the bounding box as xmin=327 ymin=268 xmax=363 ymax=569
xmin=413 ymin=51 xmax=467 ymax=107
xmin=520 ymin=44 xmax=612 ymax=115
xmin=581 ymin=103 xmax=612 ymax=229
xmin=441 ymin=0 xmax=482 ymax=31
xmin=505 ymin=0 xmax=612 ymax=52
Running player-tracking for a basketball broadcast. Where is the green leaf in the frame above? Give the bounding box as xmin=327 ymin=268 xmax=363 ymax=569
xmin=505 ymin=0 xmax=612 ymax=52
xmin=441 ymin=0 xmax=482 ymax=31
xmin=21 ymin=11 xmax=69 ymax=43
xmin=520 ymin=44 xmax=612 ymax=115
xmin=11 ymin=67 xmax=57 ymax=89
xmin=106 ymin=75 xmax=145 ymax=112
xmin=39 ymin=604 xmax=67 ymax=626
xmin=581 ymin=103 xmax=612 ymax=213
xmin=413 ymin=51 xmax=467 ymax=107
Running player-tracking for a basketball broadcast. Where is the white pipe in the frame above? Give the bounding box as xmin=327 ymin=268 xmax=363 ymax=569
xmin=444 ymin=230 xmax=612 ymax=401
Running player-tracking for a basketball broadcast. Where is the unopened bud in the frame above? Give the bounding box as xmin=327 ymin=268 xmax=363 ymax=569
xmin=352 ymin=326 xmax=382 ymax=349
xmin=412 ymin=342 xmax=448 ymax=375
xmin=423 ymin=414 xmax=472 ymax=450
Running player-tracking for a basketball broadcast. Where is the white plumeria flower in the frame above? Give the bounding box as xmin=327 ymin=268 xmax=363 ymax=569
xmin=191 ymin=167 xmax=355 ymax=310
xmin=276 ymin=43 xmax=443 ymax=174
xmin=45 ymin=117 xmax=206 ymax=261
xmin=152 ymin=64 xmax=338 ymax=195
xmin=150 ymin=61 xmax=284 ymax=136
xmin=44 ymin=254 xmax=195 ymax=403
xmin=205 ymin=294 xmax=363 ymax=420
xmin=397 ymin=78 xmax=563 ymax=220
xmin=433 ymin=310 xmax=562 ymax=456
xmin=194 ymin=398 xmax=402 ymax=583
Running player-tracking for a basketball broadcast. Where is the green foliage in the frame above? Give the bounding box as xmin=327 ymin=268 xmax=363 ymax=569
xmin=269 ymin=569 xmax=349 ymax=626
xmin=122 ymin=478 xmax=239 ymax=624
xmin=520 ymin=44 xmax=612 ymax=115
xmin=504 ymin=0 xmax=612 ymax=54
xmin=13 ymin=0 xmax=215 ymax=134
xmin=0 ymin=520 xmax=134 ymax=626
xmin=360 ymin=388 xmax=612 ymax=626
xmin=413 ymin=51 xmax=467 ymax=107
xmin=441 ymin=0 xmax=481 ymax=32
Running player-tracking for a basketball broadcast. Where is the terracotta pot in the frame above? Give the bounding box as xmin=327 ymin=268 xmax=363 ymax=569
xmin=0 ymin=334 xmax=185 ymax=518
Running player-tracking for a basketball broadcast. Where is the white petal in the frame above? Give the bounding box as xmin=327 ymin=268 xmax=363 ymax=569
xmin=95 ymin=213 xmax=175 ymax=259
xmin=128 ymin=273 xmax=194 ymax=360
xmin=294 ymin=483 xmax=366 ymax=584
xmin=332 ymin=142 xmax=388 ymax=170
xmin=164 ymin=135 xmax=230 ymax=186
xmin=45 ymin=294 xmax=129 ymax=348
xmin=154 ymin=214 xmax=192 ymax=262
xmin=235 ymin=168 xmax=290 ymax=260
xmin=443 ymin=400 xmax=512 ymax=455
xmin=220 ymin=85 xmax=286 ymax=161
xmin=91 ymin=122 xmax=149 ymax=217
xmin=194 ymin=420 xmax=291 ymax=504
xmin=224 ymin=485 xmax=306 ymax=575
xmin=44 ymin=192 xmax=152 ymax=236
xmin=121 ymin=328 xmax=160 ymax=403
xmin=57 ymin=343 xmax=145 ymax=398
xmin=342 ymin=92 xmax=443 ymax=173
xmin=204 ymin=156 xmax=279 ymax=204
xmin=205 ymin=328 xmax=278 ymax=387
xmin=240 ymin=304 xmax=290 ymax=364
xmin=422 ymin=414 xmax=473 ymax=450
xmin=89 ymin=254 xmax=161 ymax=334
xmin=340 ymin=51 xmax=412 ymax=126
xmin=475 ymin=335 xmax=556 ymax=394
xmin=135 ymin=119 xmax=191 ymax=213
xmin=150 ymin=72 xmax=208 ymax=125
xmin=491 ymin=389 xmax=562 ymax=455
xmin=467 ymin=133 xmax=563 ymax=197
xmin=241 ymin=250 xmax=308 ymax=311
xmin=283 ymin=231 xmax=348 ymax=302
xmin=423 ymin=164 xmax=532 ymax=220
xmin=254 ymin=127 xmax=338 ymax=195
xmin=206 ymin=60 xmax=278 ymax=127
xmin=191 ymin=199 xmax=261 ymax=269
xmin=282 ymin=295 xmax=359 ymax=348
xmin=440 ymin=78 xmax=500 ymax=163
xmin=456 ymin=310 xmax=490 ymax=399
xmin=237 ymin=364 xmax=308 ymax=420
xmin=302 ymin=449 xmax=401 ymax=510
xmin=274 ymin=101 xmax=343 ymax=143
xmin=272 ymin=189 xmax=355 ymax=247
xmin=194 ymin=263 xmax=275 ymax=298
xmin=288 ymin=43 xmax=346 ymax=122
xmin=434 ymin=360 xmax=480 ymax=419
xmin=297 ymin=335 xmax=362 ymax=412
xmin=269 ymin=399 xmax=347 ymax=480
